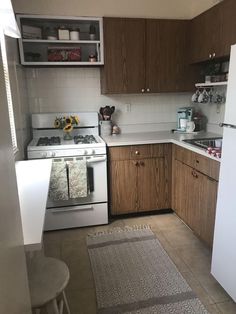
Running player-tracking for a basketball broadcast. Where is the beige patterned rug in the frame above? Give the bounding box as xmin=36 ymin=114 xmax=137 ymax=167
xmin=87 ymin=226 xmax=209 ymax=314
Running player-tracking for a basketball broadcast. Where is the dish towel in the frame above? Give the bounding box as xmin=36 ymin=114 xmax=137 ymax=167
xmin=67 ymin=160 xmax=88 ymax=198
xmin=49 ymin=161 xmax=69 ymax=201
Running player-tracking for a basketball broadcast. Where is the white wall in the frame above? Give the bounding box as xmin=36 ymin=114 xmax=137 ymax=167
xmin=0 ymin=38 xmax=31 ymax=314
xmin=26 ymin=67 xmax=225 ymax=134
xmin=26 ymin=67 xmax=193 ymax=132
xmin=12 ymin=0 xmax=222 ymax=19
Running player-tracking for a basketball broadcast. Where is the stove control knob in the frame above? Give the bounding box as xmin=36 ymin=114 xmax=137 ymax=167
xmin=84 ymin=150 xmax=88 ymax=155
xmin=41 ymin=152 xmax=47 ymax=158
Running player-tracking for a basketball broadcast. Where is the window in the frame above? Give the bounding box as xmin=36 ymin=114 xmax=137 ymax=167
xmin=0 ymin=30 xmax=18 ymax=153
xmin=0 ymin=0 xmax=21 ymax=154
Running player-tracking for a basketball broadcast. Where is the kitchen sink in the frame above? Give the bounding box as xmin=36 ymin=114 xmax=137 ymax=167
xmin=183 ymin=137 xmax=222 ymax=149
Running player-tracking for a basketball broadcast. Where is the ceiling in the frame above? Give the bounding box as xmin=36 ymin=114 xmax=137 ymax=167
xmin=12 ymin=0 xmax=223 ymax=19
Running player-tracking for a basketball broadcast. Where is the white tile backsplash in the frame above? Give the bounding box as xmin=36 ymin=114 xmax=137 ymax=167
xmin=25 ymin=67 xmax=225 ymax=134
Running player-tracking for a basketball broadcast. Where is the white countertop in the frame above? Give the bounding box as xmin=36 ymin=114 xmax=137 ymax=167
xmin=15 ymin=159 xmax=52 ymax=251
xmin=102 ymin=131 xmax=222 ymax=162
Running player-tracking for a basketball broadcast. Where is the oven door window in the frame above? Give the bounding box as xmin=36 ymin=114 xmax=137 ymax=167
xmin=46 ymin=155 xmax=107 ymax=209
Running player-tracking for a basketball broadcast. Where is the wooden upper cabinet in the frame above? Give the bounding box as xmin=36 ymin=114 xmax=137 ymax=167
xmin=101 ymin=17 xmax=197 ymax=94
xmin=190 ymin=0 xmax=236 ymax=63
xmin=124 ymin=19 xmax=146 ymax=93
xmin=100 ymin=17 xmax=145 ymax=94
xmin=146 ymin=19 xmax=196 ymax=92
xmin=100 ymin=18 xmax=125 ymax=93
xmin=190 ymin=5 xmax=221 ymax=64
xmin=219 ymin=0 xmax=236 ymax=57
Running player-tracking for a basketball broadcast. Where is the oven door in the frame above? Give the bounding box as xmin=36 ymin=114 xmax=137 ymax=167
xmin=46 ymin=155 xmax=107 ymax=209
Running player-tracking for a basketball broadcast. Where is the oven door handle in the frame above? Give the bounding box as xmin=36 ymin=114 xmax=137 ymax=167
xmin=87 ymin=156 xmax=106 ymax=164
xmin=50 ymin=205 xmax=94 ymax=213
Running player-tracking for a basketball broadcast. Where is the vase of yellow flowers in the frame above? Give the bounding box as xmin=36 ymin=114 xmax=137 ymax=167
xmin=54 ymin=115 xmax=79 ymax=140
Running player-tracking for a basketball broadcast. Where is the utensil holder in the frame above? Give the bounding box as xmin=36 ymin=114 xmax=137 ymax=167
xmin=100 ymin=120 xmax=112 ymax=136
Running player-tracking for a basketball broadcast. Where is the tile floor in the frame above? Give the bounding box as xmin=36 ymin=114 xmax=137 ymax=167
xmin=43 ymin=213 xmax=236 ymax=314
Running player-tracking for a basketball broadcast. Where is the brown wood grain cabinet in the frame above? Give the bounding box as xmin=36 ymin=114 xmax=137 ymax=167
xmin=101 ymin=17 xmax=198 ymax=94
xmin=190 ymin=0 xmax=236 ymax=63
xmin=172 ymin=145 xmax=219 ymax=247
xmin=109 ymin=144 xmax=171 ymax=215
xmin=100 ymin=17 xmax=145 ymax=94
xmin=219 ymin=0 xmax=236 ymax=57
xmin=146 ymin=19 xmax=197 ymax=92
xmin=190 ymin=5 xmax=221 ymax=64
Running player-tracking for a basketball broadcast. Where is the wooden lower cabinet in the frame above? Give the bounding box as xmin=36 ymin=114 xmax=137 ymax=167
xmin=172 ymin=160 xmax=194 ymax=225
xmin=138 ymin=157 xmax=169 ymax=212
xmin=110 ymin=159 xmax=138 ymax=214
xmin=172 ymin=145 xmax=219 ymax=247
xmin=198 ymin=173 xmax=218 ymax=247
xmin=109 ymin=144 xmax=171 ymax=215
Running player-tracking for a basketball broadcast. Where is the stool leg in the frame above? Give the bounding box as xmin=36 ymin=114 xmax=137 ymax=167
xmin=62 ymin=291 xmax=71 ymax=314
xmin=46 ymin=299 xmax=60 ymax=314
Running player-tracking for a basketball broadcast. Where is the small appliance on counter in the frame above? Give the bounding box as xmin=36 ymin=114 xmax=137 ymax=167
xmin=173 ymin=107 xmax=206 ymax=134
xmin=176 ymin=107 xmax=194 ymax=132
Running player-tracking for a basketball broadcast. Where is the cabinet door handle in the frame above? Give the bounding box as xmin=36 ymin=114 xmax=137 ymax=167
xmin=140 ymin=161 xmax=144 ymax=166
xmin=209 ymin=54 xmax=212 ymax=59
xmin=192 ymin=170 xmax=198 ymax=178
xmin=146 ymin=88 xmax=150 ymax=92
xmin=213 ymin=52 xmax=216 ymax=58
xmin=135 ymin=161 xmax=139 ymax=166
xmin=135 ymin=150 xmax=140 ymax=155
xmin=141 ymin=88 xmax=145 ymax=93
xmin=196 ymin=160 xmax=199 ymax=164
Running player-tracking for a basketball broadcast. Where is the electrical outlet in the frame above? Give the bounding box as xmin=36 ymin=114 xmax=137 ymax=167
xmin=125 ymin=103 xmax=131 ymax=112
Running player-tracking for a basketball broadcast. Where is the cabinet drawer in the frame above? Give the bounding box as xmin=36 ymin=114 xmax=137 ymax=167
xmin=193 ymin=154 xmax=220 ymax=181
xmin=174 ymin=145 xmax=195 ymax=168
xmin=173 ymin=145 xmax=220 ymax=181
xmin=131 ymin=144 xmax=165 ymax=159
xmin=109 ymin=144 xmax=166 ymax=161
xmin=109 ymin=146 xmax=131 ymax=161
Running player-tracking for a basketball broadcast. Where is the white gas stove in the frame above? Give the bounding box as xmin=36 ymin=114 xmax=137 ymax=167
xmin=27 ymin=112 xmax=108 ymax=231
xmin=27 ymin=112 xmax=106 ymax=159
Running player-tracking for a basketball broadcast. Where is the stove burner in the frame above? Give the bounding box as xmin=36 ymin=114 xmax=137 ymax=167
xmin=37 ymin=136 xmax=61 ymax=146
xmin=74 ymin=135 xmax=97 ymax=144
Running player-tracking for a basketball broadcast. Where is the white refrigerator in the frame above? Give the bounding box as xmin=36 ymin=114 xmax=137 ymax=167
xmin=211 ymin=44 xmax=236 ymax=301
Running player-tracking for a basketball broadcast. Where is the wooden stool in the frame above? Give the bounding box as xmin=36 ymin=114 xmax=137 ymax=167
xmin=28 ymin=256 xmax=71 ymax=314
